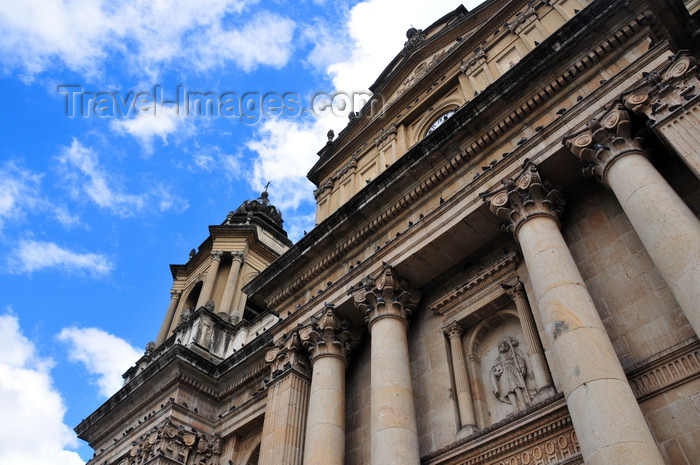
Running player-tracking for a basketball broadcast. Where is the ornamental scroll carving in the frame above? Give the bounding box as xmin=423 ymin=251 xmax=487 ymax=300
xmin=265 ymin=329 xmax=309 ymax=378
xmin=300 ymin=304 xmax=361 ymax=365
xmin=563 ymin=104 xmax=648 ymax=187
xmin=484 ymin=163 xmax=565 ymax=237
xmin=622 ymin=51 xmax=699 ymax=123
xmin=125 ymin=418 xmax=219 ymax=465
xmin=351 ymin=265 xmax=421 ymax=328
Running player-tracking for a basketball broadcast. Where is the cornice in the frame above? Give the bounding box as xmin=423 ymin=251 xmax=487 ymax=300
xmin=247 ymin=2 xmax=658 ymax=310
xmin=429 ymin=252 xmax=521 ymax=316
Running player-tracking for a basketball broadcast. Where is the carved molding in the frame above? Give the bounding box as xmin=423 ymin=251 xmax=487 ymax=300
xmin=563 ymin=104 xmax=649 ymax=186
xmin=264 ymin=12 xmax=655 ymax=310
xmin=485 ymin=163 xmax=565 ymax=237
xmin=423 ymin=396 xmax=581 ymax=465
xmin=627 ymin=338 xmax=700 ymax=401
xmin=622 ymin=51 xmax=699 ymax=124
xmin=352 ymin=265 xmax=421 ymax=329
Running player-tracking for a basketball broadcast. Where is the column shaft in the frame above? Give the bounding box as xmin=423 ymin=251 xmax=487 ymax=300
xmin=518 ymin=216 xmax=664 ymax=465
xmin=508 ymin=286 xmax=552 ymax=390
xmin=605 ymin=152 xmax=700 ymax=336
xmin=487 ymin=164 xmax=664 ymax=465
xmin=445 ymin=325 xmax=476 ymax=430
xmin=259 ymin=372 xmax=310 ymax=465
xmin=196 ymin=251 xmax=222 ymax=309
xmin=155 ymin=290 xmax=181 ymax=346
xmin=370 ymin=315 xmax=420 ymax=465
xmin=302 ymin=356 xmax=346 ymax=465
xmin=218 ymin=253 xmax=243 ymax=315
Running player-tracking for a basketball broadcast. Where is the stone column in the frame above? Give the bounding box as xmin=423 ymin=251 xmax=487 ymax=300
xmin=486 ymin=164 xmax=664 ymax=465
xmin=218 ymin=251 xmax=244 ymax=317
xmin=259 ymin=331 xmax=310 ymax=465
xmin=443 ymin=322 xmax=476 ymax=432
xmin=353 ymin=266 xmax=422 ymax=465
xmin=565 ymin=105 xmax=700 ymax=337
xmin=155 ymin=289 xmax=182 ymax=346
xmin=196 ymin=250 xmax=223 ymax=309
xmin=505 ymin=283 xmax=552 ymax=391
xmin=623 ymin=52 xmax=700 ymax=179
xmin=300 ymin=304 xmax=359 ymax=465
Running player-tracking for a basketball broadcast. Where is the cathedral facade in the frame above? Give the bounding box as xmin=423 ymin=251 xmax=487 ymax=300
xmin=76 ymin=0 xmax=700 ymax=464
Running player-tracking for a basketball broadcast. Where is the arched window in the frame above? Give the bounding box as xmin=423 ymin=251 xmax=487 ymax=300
xmin=425 ymin=109 xmax=456 ymax=136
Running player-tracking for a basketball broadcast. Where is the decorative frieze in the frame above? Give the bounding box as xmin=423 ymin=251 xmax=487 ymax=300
xmin=627 ymin=338 xmax=700 ymax=400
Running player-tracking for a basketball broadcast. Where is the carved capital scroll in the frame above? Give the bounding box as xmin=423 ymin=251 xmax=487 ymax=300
xmin=265 ymin=330 xmax=309 ymax=379
xmin=484 ymin=163 xmax=565 ymax=237
xmin=352 ymin=265 xmax=421 ymax=330
xmin=300 ymin=304 xmax=360 ymax=366
xmin=564 ymin=104 xmax=649 ymax=187
xmin=622 ymin=51 xmax=699 ymax=123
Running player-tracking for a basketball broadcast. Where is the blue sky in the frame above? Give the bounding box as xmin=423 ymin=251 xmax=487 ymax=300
xmin=0 ymin=0 xmax=476 ymax=462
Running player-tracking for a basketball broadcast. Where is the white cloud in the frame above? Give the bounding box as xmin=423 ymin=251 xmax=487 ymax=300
xmin=57 ymin=138 xmax=187 ymax=216
xmin=0 ymin=312 xmax=85 ymax=465
xmin=0 ymin=161 xmax=42 ymax=232
xmin=246 ymin=117 xmax=330 ymax=212
xmin=8 ymin=239 xmax=113 ymax=276
xmin=0 ymin=0 xmax=296 ymax=80
xmin=110 ymin=106 xmax=194 ymax=155
xmin=58 ymin=327 xmax=142 ymax=399
xmin=328 ymin=0 xmax=472 ymax=93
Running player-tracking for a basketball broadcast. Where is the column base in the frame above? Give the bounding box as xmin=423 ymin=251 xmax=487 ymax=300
xmin=533 ymin=386 xmax=556 ymax=404
xmin=457 ymin=425 xmax=478 ymax=439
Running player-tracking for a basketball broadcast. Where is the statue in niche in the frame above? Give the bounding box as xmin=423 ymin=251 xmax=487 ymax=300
xmin=491 ymin=337 xmax=531 ymax=411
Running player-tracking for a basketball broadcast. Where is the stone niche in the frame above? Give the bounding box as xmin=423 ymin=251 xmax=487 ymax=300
xmin=431 ymin=251 xmax=554 ymax=430
xmin=469 ymin=310 xmax=539 ymax=424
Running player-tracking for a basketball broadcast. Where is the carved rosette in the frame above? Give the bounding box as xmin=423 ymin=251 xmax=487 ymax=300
xmin=265 ymin=330 xmax=310 ymax=378
xmin=622 ymin=51 xmax=699 ymax=122
xmin=352 ymin=266 xmax=421 ymax=329
xmin=486 ymin=163 xmax=565 ymax=237
xmin=563 ymin=104 xmax=648 ymax=186
xmin=299 ymin=304 xmax=360 ymax=366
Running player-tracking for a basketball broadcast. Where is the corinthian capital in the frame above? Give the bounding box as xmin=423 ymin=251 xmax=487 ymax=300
xmin=300 ymin=304 xmax=360 ymax=365
xmin=443 ymin=321 xmax=464 ymax=340
xmin=210 ymin=250 xmax=224 ymax=261
xmin=230 ymin=251 xmax=245 ymax=262
xmin=352 ymin=265 xmax=421 ymax=329
xmin=265 ymin=330 xmax=309 ymax=378
xmin=622 ymin=51 xmax=699 ymax=122
xmin=563 ymin=104 xmax=648 ymax=186
xmin=485 ymin=163 xmax=565 ymax=237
